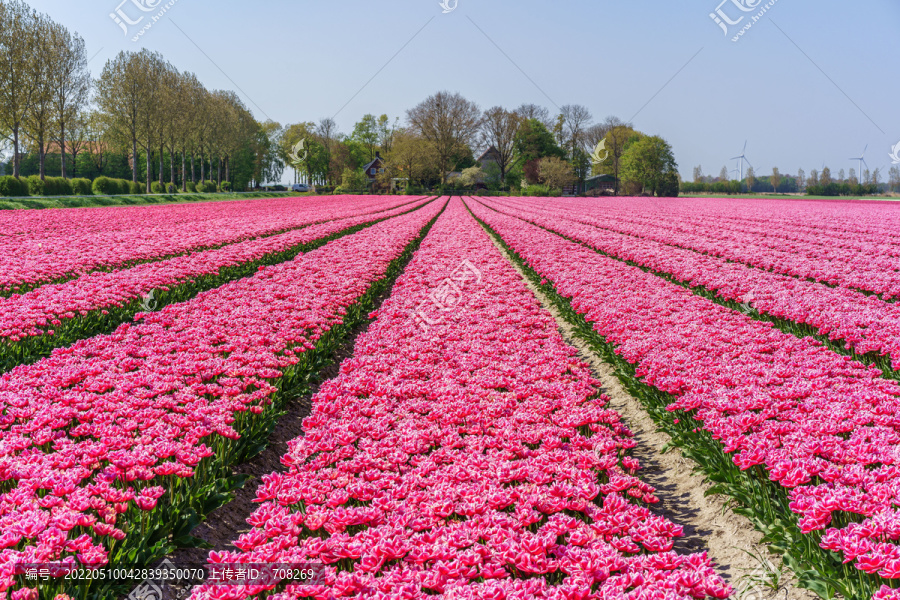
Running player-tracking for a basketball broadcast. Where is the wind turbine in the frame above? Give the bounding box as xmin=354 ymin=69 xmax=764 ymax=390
xmin=850 ymin=145 xmax=869 ymax=182
xmin=731 ymin=141 xmax=753 ymax=181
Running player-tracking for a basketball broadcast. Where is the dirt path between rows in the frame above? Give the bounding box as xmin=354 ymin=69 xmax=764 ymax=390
xmin=484 ymin=228 xmax=818 ymax=600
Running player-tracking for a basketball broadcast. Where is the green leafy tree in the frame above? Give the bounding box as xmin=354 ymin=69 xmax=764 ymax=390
xmin=96 ymin=49 xmax=164 ymax=185
xmin=592 ymin=125 xmax=642 ymax=195
xmin=351 ymin=114 xmax=380 ymax=161
xmin=341 ymin=167 xmax=368 ymax=190
xmin=0 ymin=0 xmax=43 ymax=177
xmin=572 ymin=148 xmax=591 ymax=185
xmin=514 ymin=118 xmax=565 ymax=184
xmin=377 ymin=114 xmax=398 ymax=154
xmin=22 ymin=14 xmax=56 ymax=180
xmin=808 ymin=168 xmax=819 ymax=188
xmin=281 ymin=121 xmax=315 ymax=184
xmin=620 ymin=135 xmax=678 ymax=197
xmin=385 ymin=129 xmax=435 ymax=188
xmin=254 ymin=119 xmax=283 ymax=187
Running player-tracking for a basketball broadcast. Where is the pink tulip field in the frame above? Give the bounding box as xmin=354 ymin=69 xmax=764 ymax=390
xmin=185 ymin=199 xmax=729 ymax=600
xmin=3 ymin=193 xmax=900 ymax=600
xmin=467 ymin=195 xmax=900 ymax=600
xmin=0 ymin=196 xmax=425 ymax=296
xmin=0 ymin=197 xmax=434 ymax=373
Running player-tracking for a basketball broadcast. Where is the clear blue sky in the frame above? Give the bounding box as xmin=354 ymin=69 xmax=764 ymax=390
xmin=25 ymin=0 xmax=900 ymax=181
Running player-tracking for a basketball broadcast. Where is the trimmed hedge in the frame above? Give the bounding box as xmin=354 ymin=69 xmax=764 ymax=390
xmin=43 ymin=177 xmax=73 ymax=196
xmin=0 ymin=176 xmax=29 ymax=197
xmin=71 ymin=178 xmax=93 ymax=196
xmin=26 ymin=175 xmax=44 ymax=196
xmin=92 ymin=176 xmax=115 ymax=195
xmin=92 ymin=177 xmax=135 ymax=195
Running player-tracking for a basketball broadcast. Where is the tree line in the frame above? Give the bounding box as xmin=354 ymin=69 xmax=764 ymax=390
xmin=0 ymin=0 xmax=278 ymax=192
xmin=2 ymin=0 xmax=679 ymax=196
xmin=274 ymin=92 xmax=679 ymax=196
xmin=685 ymin=164 xmax=898 ymax=196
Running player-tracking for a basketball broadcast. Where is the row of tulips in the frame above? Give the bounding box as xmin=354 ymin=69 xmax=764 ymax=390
xmin=0 ymin=200 xmax=445 ymax=599
xmin=472 ymin=197 xmax=900 ymax=374
xmin=636 ymin=197 xmax=900 ymax=261
xmin=187 ymin=199 xmax=729 ymax=600
xmin=467 ymin=198 xmax=900 ymax=600
xmin=498 ymin=196 xmax=900 ymax=300
xmin=0 ymin=197 xmax=435 ymax=374
xmin=0 ymin=195 xmax=424 ymax=296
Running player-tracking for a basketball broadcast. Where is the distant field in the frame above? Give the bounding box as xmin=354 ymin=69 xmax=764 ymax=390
xmin=0 ymin=191 xmax=309 ymax=210
xmin=683 ymin=192 xmax=900 ymax=201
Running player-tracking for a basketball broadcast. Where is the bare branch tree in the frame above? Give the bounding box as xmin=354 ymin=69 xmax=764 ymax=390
xmin=23 ymin=13 xmax=56 ymax=180
xmin=480 ymin=106 xmax=521 ymax=183
xmin=50 ymin=24 xmax=90 ymax=179
xmin=585 ymin=116 xmax=632 ymax=152
xmin=560 ymin=104 xmax=593 ymax=159
xmin=316 ymin=117 xmax=340 ymax=185
xmin=515 ymin=103 xmax=552 ymax=129
xmin=407 ymin=91 xmax=482 ymax=184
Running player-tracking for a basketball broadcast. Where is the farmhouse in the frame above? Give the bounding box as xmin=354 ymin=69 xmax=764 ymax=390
xmin=362 ymin=152 xmax=386 ymax=184
xmin=477 ymin=146 xmax=501 ymax=172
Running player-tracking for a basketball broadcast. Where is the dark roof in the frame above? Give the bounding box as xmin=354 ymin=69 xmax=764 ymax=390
xmin=477 ymin=146 xmax=500 ymax=162
xmin=362 ymin=155 xmax=384 ymax=171
xmin=586 ymin=174 xmax=617 ymax=182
